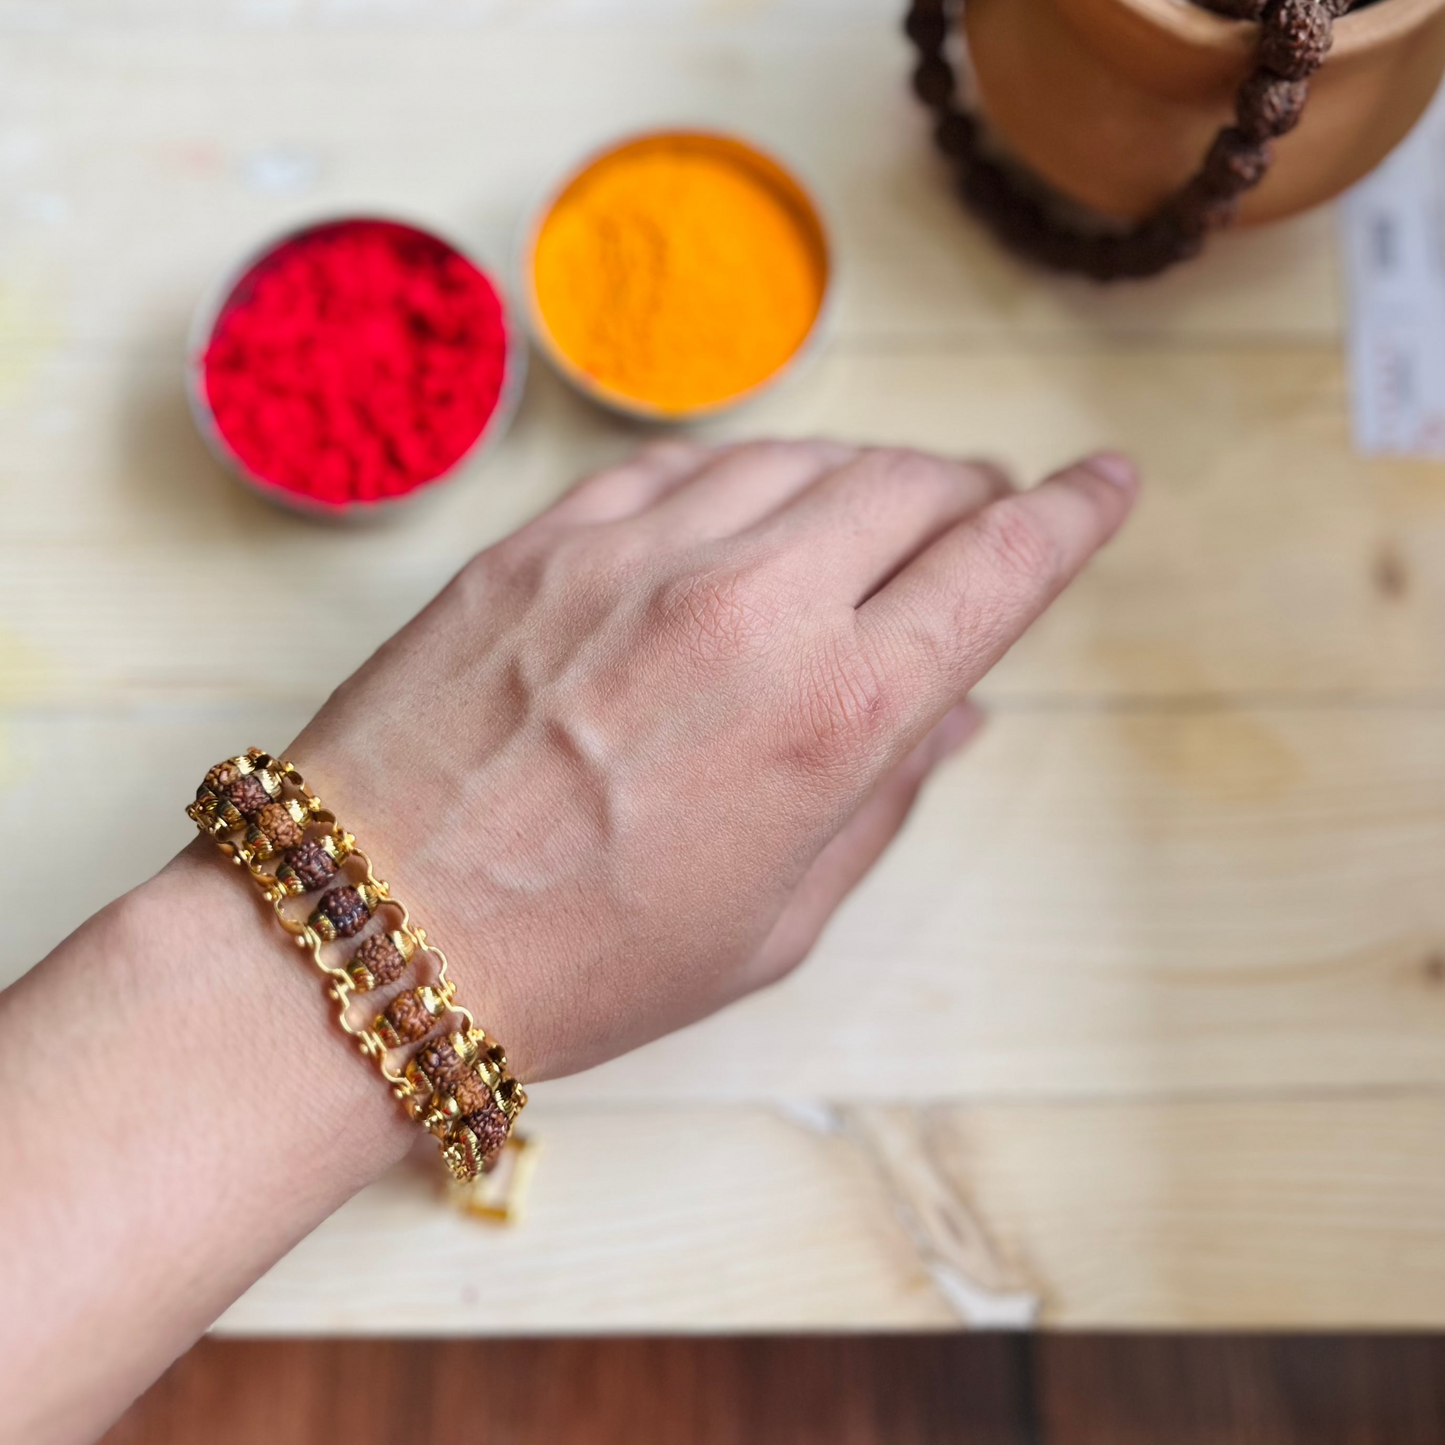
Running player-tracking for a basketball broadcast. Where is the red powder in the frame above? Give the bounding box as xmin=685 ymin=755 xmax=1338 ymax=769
xmin=203 ymin=219 xmax=509 ymax=509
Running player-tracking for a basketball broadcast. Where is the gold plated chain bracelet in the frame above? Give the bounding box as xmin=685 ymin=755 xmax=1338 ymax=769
xmin=187 ymin=748 xmax=527 ymax=1185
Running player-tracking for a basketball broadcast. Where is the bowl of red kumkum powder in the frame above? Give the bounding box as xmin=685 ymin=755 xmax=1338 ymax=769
xmin=189 ymin=216 xmax=523 ymax=517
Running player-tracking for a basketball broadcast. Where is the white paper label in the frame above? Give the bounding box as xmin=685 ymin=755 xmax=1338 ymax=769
xmin=1340 ymin=81 xmax=1445 ymax=458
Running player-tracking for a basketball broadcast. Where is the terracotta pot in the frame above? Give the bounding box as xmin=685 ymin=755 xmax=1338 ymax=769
xmin=964 ymin=0 xmax=1445 ymax=224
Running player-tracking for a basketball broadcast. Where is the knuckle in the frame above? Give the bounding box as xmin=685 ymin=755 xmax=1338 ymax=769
xmin=453 ymin=540 xmax=523 ymax=606
xmin=650 ymin=562 xmax=782 ymax=667
xmin=973 ymin=502 xmax=1059 ymax=584
xmin=479 ymin=527 xmax=645 ymax=614
xmin=869 ymin=446 xmax=949 ymax=494
xmin=720 ymin=438 xmax=810 ymax=473
xmin=787 ymin=628 xmax=892 ymax=775
xmin=471 ymin=533 xmax=535 ymax=583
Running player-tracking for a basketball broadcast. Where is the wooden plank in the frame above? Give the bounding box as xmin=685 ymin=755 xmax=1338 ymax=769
xmin=10 ymin=703 xmax=1444 ymax=1103
xmin=0 ymin=3 xmax=1340 ymax=360
xmin=212 ymin=1093 xmax=1445 ymax=1331
xmin=933 ymin=1095 xmax=1445 ymax=1328
xmin=214 ymin=1102 xmax=959 ymax=1334
xmin=4 ymin=348 xmax=1443 ymax=702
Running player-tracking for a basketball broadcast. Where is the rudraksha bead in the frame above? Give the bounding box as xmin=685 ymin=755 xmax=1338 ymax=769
xmin=911 ymin=56 xmax=954 ymax=108
xmin=286 ymin=837 xmax=339 ymax=892
xmin=1236 ymin=73 xmax=1309 ymax=140
xmin=458 ymin=1102 xmax=511 ymax=1163
xmin=1167 ymin=178 xmax=1242 ymax=238
xmin=314 ymin=885 xmax=370 ymax=939
xmin=223 ymin=772 xmax=274 ymax=821
xmin=413 ymin=1036 xmax=470 ymax=1090
xmin=1199 ymin=127 xmax=1272 ymax=196
xmin=348 ymin=931 xmax=409 ymax=991
xmin=253 ymin=800 xmax=305 ymax=852
xmin=934 ymin=111 xmax=976 ymax=159
xmin=376 ymin=986 xmax=443 ymax=1048
xmin=202 ymin=759 xmax=243 ymax=794
xmin=904 ymin=5 xmax=948 ymax=51
xmin=452 ymin=1070 xmax=494 ymax=1116
xmin=1259 ymin=0 xmax=1332 ymax=81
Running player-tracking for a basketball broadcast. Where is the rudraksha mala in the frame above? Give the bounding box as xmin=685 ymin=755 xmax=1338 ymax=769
xmin=188 ymin=748 xmax=526 ymax=1184
xmin=905 ymin=0 xmax=1351 ymax=280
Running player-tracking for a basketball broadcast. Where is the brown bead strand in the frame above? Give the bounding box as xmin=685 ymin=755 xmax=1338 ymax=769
xmin=285 ymin=836 xmax=341 ymax=892
xmin=452 ymin=1070 xmax=494 ymax=1115
xmin=413 ymin=1036 xmax=472 ymax=1090
xmin=252 ymin=800 xmax=306 ymax=853
xmin=348 ymin=931 xmax=410 ymax=991
xmin=203 ymin=759 xmax=244 ymax=794
xmin=312 ymin=884 xmax=372 ymax=939
xmin=223 ymin=771 xmax=275 ymax=820
xmin=904 ymin=0 xmax=1351 ymax=280
xmin=458 ymin=1102 xmax=511 ymax=1169
xmin=378 ymin=986 xmax=444 ymax=1047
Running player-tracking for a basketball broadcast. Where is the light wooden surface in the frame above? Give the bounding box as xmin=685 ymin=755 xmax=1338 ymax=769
xmin=4 ymin=0 xmax=1445 ymax=1330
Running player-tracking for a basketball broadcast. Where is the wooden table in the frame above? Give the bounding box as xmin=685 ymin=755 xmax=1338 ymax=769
xmin=4 ymin=0 xmax=1444 ymax=1332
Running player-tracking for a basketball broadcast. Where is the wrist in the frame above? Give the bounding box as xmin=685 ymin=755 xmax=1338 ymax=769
xmin=285 ymin=722 xmax=572 ymax=1083
xmin=141 ymin=842 xmax=419 ymax=1186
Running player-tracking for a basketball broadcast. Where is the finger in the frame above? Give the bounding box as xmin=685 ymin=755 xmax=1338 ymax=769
xmin=545 ymin=440 xmax=723 ymax=526
xmin=746 ymin=700 xmax=984 ymax=987
xmin=748 ymin=447 xmax=1015 ymax=604
xmin=640 ymin=438 xmax=859 ymax=538
xmin=858 ymin=452 xmax=1138 ymax=721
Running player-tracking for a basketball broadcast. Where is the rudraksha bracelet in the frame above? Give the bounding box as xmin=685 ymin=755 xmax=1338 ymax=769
xmin=905 ymin=0 xmax=1350 ymax=280
xmin=187 ymin=748 xmax=526 ymax=1183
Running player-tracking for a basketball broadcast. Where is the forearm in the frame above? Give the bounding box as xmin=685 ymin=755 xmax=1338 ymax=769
xmin=0 ymin=842 xmax=415 ymax=1445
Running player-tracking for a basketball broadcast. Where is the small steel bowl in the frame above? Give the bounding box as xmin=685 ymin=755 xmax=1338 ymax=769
xmin=187 ymin=214 xmax=526 ymax=520
xmin=518 ymin=129 xmax=835 ymax=425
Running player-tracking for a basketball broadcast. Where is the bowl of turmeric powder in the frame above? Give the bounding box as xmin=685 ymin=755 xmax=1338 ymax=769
xmin=521 ymin=130 xmax=833 ymax=422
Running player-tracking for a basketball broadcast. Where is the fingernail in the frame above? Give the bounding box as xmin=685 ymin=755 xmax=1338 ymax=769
xmin=1082 ymin=451 xmax=1139 ymax=491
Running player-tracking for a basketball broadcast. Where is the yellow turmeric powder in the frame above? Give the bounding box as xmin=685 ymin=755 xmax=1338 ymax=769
xmin=531 ymin=134 xmax=829 ymax=415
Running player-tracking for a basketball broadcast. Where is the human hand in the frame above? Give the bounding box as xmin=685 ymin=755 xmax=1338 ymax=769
xmin=0 ymin=438 xmax=1136 ymax=1444
xmin=295 ymin=439 xmax=1138 ymax=1080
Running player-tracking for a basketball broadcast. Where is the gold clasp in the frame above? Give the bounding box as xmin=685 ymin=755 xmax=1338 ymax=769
xmin=448 ymin=1134 xmax=539 ymax=1225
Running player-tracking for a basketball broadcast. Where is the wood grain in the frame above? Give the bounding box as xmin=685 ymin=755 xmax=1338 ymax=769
xmin=213 ymin=1095 xmax=1445 ymax=1332
xmin=8 ymin=350 xmax=1442 ymax=702
xmin=1040 ymin=1335 xmax=1445 ymax=1445
xmin=4 ymin=0 xmax=1445 ymax=1332
xmin=104 ymin=1336 xmax=1034 ymax=1445
xmin=101 ymin=1336 xmax=1445 ymax=1445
